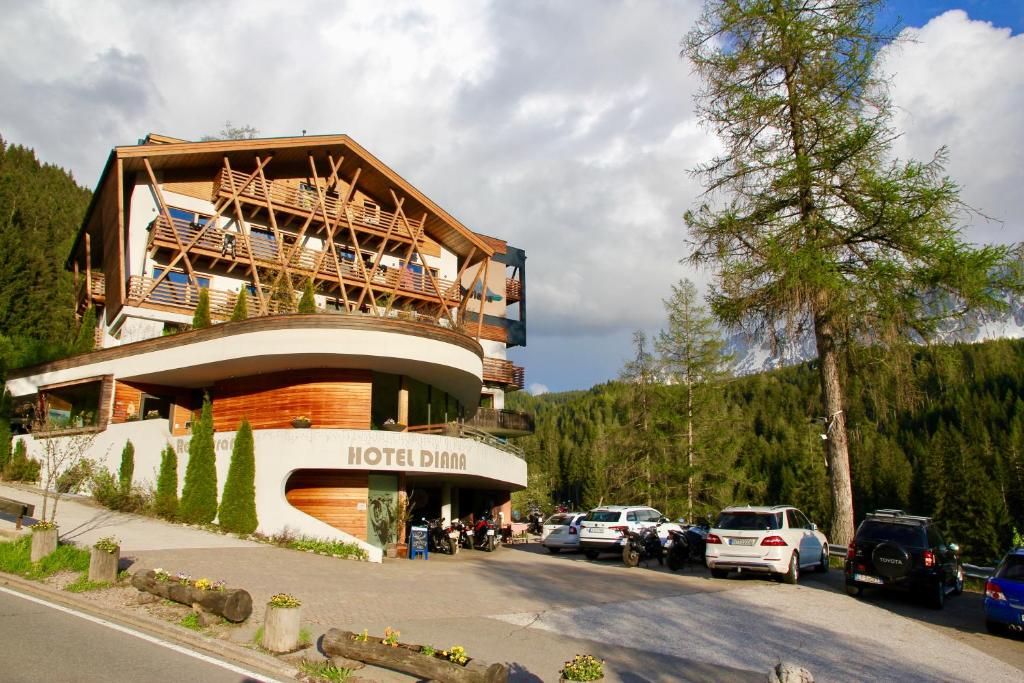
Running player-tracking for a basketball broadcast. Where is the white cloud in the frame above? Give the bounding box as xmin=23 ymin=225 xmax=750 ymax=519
xmin=0 ymin=2 xmax=1018 ymax=392
xmin=528 ymin=383 xmax=549 ymax=396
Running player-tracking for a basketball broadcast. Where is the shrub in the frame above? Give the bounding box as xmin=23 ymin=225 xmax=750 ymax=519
xmin=179 ymin=395 xmax=217 ymax=524
xmin=218 ymin=419 xmax=257 ymax=534
xmin=72 ymin=306 xmax=98 ymax=354
xmin=118 ymin=440 xmax=135 ymax=492
xmin=0 ymin=421 xmax=11 ymax=471
xmin=56 ymin=459 xmax=94 ymax=493
xmin=268 ymin=593 xmax=301 ymax=608
xmin=90 ymin=469 xmax=151 ymax=513
xmin=155 ymin=444 xmax=179 ymax=519
xmin=297 ymin=279 xmax=317 ymax=313
xmin=192 ymin=288 xmax=212 ymax=329
xmin=229 ymin=290 xmax=249 ymax=321
xmin=3 ymin=440 xmax=40 ymax=482
xmin=560 ymin=654 xmax=604 ymax=681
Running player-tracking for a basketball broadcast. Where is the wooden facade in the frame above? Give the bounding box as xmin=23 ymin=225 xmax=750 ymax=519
xmin=285 ymin=469 xmax=369 ymax=541
xmin=212 ymin=369 xmax=372 ymax=431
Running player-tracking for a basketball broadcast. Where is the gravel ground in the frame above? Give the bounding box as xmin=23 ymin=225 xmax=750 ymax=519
xmin=496 ymin=578 xmax=1022 ymax=682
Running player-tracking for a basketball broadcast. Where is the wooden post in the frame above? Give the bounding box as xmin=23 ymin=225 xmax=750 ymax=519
xmin=262 ymin=604 xmax=302 ymax=653
xmin=88 ymin=545 xmax=120 ymax=583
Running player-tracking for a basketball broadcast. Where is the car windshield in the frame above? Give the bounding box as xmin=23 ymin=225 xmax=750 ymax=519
xmin=545 ymin=514 xmax=571 ymax=526
xmin=857 ymin=521 xmax=926 ymax=547
xmin=585 ymin=510 xmax=621 ymax=523
xmin=996 ymin=555 xmax=1024 ymax=581
xmin=716 ymin=512 xmax=781 ymax=530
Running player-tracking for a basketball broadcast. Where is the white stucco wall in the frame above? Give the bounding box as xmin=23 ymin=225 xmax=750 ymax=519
xmin=14 ymin=425 xmax=526 ymax=564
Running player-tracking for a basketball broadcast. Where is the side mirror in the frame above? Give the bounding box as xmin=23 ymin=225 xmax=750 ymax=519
xmin=659 ymin=516 xmax=670 ymax=523
xmin=810 ymin=523 xmax=818 ymax=531
xmin=948 ymin=543 xmax=959 ymax=554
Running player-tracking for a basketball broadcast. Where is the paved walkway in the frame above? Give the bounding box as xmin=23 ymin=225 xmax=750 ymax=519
xmin=3 ymin=483 xmax=1023 ymax=682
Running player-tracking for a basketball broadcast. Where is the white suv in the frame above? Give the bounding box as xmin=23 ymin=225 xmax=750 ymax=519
xmin=705 ymin=505 xmax=829 ymax=584
xmin=578 ymin=506 xmax=680 ymax=559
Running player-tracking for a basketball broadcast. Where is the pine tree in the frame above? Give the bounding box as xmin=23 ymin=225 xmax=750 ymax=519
xmin=192 ymin=288 xmax=212 ymax=329
xmin=155 ymin=444 xmax=179 ymax=519
xmin=179 ymin=395 xmax=218 ymax=523
xmin=218 ymin=419 xmax=258 ymax=533
xmin=229 ymin=289 xmax=249 ymax=322
xmin=681 ymin=0 xmax=1021 ymax=545
xmin=118 ymin=440 xmax=134 ymax=492
xmin=297 ymin=280 xmax=317 ymax=314
xmin=72 ymin=306 xmax=98 ymax=354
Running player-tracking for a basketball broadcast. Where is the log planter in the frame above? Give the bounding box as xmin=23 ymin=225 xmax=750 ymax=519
xmin=88 ymin=544 xmax=120 ymax=584
xmin=30 ymin=528 xmax=58 ymax=562
xmin=322 ymin=629 xmax=508 ymax=683
xmin=131 ymin=570 xmax=253 ymax=622
xmin=262 ymin=603 xmax=302 ymax=653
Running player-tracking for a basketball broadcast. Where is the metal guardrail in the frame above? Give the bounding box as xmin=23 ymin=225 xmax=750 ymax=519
xmin=828 ymin=546 xmax=993 ymax=579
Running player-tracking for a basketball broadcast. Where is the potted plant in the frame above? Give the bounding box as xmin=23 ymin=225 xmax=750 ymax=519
xmin=560 ymin=654 xmax=604 ymax=682
xmin=89 ymin=536 xmax=120 ymax=583
xmin=291 ymin=416 xmax=312 ymax=428
xmin=30 ymin=520 xmax=59 ymax=562
xmin=262 ymin=593 xmax=302 ymax=653
xmin=382 ymin=418 xmax=406 ymax=432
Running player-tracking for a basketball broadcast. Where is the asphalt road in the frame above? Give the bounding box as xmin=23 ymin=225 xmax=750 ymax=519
xmin=0 ymin=587 xmax=276 ymax=683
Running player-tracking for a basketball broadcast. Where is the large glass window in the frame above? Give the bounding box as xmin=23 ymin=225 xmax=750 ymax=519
xmin=39 ymin=380 xmax=103 ymax=430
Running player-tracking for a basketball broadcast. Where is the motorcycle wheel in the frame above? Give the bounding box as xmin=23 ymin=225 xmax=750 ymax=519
xmin=623 ymin=546 xmax=640 ymax=568
xmin=486 ymin=535 xmax=495 ymax=552
xmin=667 ymin=552 xmax=681 ymax=572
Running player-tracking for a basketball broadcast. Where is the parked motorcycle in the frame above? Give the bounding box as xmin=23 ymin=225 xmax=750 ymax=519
xmin=466 ymin=513 xmax=499 ymax=552
xmin=527 ymin=504 xmax=545 ymax=536
xmin=617 ymin=522 xmax=665 ymax=568
xmin=666 ymin=523 xmax=708 ymax=571
xmin=423 ymin=517 xmax=454 ymax=555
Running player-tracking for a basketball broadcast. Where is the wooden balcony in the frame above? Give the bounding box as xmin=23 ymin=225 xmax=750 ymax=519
xmin=75 ymin=271 xmax=105 ymax=310
xmin=463 ymin=408 xmax=535 ymax=437
xmin=215 ymin=168 xmax=425 ymax=247
xmin=481 ymin=357 xmax=524 ymax=391
xmin=126 ymin=275 xmax=258 ymax=318
xmin=506 ymin=277 xmax=522 ymax=303
xmin=148 ymin=215 xmax=461 ymax=305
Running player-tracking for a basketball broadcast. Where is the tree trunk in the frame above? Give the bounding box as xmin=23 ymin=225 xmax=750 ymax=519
xmin=687 ymin=374 xmax=694 ymax=520
xmin=814 ymin=313 xmax=855 ymax=547
xmin=88 ymin=546 xmax=119 ymax=583
xmin=131 ymin=570 xmax=252 ymax=622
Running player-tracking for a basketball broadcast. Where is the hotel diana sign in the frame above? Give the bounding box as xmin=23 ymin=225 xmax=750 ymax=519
xmin=347 ymin=445 xmax=467 ymax=471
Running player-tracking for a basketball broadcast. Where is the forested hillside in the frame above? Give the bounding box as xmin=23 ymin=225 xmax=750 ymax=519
xmin=0 ymin=136 xmax=91 ymax=371
xmin=509 ymin=339 xmax=1024 ymax=564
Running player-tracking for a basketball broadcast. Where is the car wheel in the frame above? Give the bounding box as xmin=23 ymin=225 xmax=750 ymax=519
xmin=547 ymin=547 xmax=561 ymax=554
xmin=953 ymin=566 xmax=964 ymax=596
xmin=710 ymin=568 xmax=729 ymax=579
xmin=584 ymin=549 xmax=599 ymax=560
xmin=845 ymin=581 xmax=863 ymax=597
xmin=816 ymin=546 xmax=829 ymax=573
xmin=623 ymin=546 xmax=640 ymax=568
xmin=928 ymin=579 xmax=945 ymax=609
xmin=781 ymin=552 xmax=799 ymax=585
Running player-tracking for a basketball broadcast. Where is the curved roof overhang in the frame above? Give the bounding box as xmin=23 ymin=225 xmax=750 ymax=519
xmin=7 ymin=315 xmax=484 ymax=407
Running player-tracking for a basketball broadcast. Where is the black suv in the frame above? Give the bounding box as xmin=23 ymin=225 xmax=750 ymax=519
xmin=844 ymin=509 xmax=963 ymax=609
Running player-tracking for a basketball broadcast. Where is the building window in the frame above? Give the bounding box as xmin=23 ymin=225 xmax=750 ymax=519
xmin=168 ymin=207 xmax=210 ymax=227
xmin=39 ymin=379 xmax=103 ymax=430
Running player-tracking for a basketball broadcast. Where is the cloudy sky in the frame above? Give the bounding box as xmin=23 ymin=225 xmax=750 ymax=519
xmin=1 ymin=1 xmax=1021 ymax=393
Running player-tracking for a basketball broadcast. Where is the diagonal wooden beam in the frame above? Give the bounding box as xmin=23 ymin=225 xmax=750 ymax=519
xmin=390 ymin=189 xmax=454 ymax=326
xmin=476 ymin=256 xmax=490 ymax=339
xmin=354 ymin=194 xmax=405 ymax=312
xmin=382 ymin=208 xmax=431 ymax=318
xmin=143 ymin=158 xmax=200 ymax=291
xmin=306 ymin=154 xmax=351 ymax=310
xmin=224 ymin=156 xmax=269 ymax=314
xmin=435 ymin=245 xmax=476 ymax=320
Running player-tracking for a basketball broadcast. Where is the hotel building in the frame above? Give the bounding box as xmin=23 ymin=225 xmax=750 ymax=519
xmin=5 ymin=133 xmax=530 ymax=561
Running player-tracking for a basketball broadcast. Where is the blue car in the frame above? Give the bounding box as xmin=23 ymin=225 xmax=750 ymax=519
xmin=985 ymin=546 xmax=1024 ymax=635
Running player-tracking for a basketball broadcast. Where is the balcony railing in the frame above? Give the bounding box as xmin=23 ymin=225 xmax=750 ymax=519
xmin=506 ymin=277 xmax=522 ymax=303
xmin=407 ymin=422 xmax=526 ymax=458
xmin=481 ymin=357 xmax=524 ymax=390
xmin=463 ymin=408 xmax=535 ymax=436
xmin=216 ymin=169 xmax=424 ymax=244
xmin=149 ymin=215 xmax=461 ymax=304
xmin=76 ymin=272 xmax=105 ymax=308
xmin=126 ymin=275 xmax=258 ymax=318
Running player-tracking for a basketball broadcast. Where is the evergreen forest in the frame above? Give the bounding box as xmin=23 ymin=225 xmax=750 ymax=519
xmin=508 ymin=338 xmax=1024 ymax=565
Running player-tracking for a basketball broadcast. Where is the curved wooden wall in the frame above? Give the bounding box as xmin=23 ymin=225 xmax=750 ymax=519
xmin=285 ymin=469 xmax=368 ymax=540
xmin=212 ymin=369 xmax=371 ymax=431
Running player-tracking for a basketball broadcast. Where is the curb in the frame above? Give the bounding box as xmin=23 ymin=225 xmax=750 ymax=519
xmin=0 ymin=571 xmax=300 ymax=682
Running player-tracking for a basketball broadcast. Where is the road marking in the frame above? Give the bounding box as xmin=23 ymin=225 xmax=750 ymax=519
xmin=0 ymin=585 xmax=282 ymax=682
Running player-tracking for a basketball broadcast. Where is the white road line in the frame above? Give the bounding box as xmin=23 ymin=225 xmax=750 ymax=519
xmin=0 ymin=585 xmax=283 ymax=682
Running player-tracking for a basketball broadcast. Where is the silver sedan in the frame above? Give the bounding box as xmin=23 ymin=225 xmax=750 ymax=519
xmin=541 ymin=513 xmax=586 ymax=553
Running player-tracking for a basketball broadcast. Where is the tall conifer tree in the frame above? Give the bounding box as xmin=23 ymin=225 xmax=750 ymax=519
xmin=155 ymin=444 xmax=179 ymax=519
xmin=218 ymin=419 xmax=257 ymax=534
xmin=192 ymin=289 xmax=212 ymax=329
xmin=682 ymin=0 xmax=1021 ymax=544
xmin=179 ymin=395 xmax=217 ymax=523
xmin=118 ymin=440 xmax=134 ymax=492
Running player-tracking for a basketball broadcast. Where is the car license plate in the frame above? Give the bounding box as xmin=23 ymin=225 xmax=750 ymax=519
xmin=728 ymin=538 xmax=754 ymax=546
xmin=486 ymin=529 xmax=495 ymax=536
xmin=853 ymin=573 xmax=883 ymax=585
